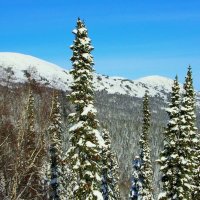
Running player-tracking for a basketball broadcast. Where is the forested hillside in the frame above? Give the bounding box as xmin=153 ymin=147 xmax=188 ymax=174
xmin=1 ymin=63 xmax=200 ymax=199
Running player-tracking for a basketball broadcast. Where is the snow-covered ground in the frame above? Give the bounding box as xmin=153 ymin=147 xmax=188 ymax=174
xmin=0 ymin=52 xmax=187 ymax=100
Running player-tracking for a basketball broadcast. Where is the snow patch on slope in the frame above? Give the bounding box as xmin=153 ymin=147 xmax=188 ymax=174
xmin=136 ymin=76 xmax=174 ymax=91
xmin=137 ymin=75 xmax=184 ymax=91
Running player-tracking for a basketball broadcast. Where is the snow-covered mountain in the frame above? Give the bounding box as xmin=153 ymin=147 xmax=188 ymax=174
xmin=0 ymin=52 xmax=181 ymax=100
xmin=1 ymin=52 xmax=200 ymax=199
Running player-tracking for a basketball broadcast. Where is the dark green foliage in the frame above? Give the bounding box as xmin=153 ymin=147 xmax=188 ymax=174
xmin=157 ymin=76 xmax=181 ymax=200
xmin=158 ymin=67 xmax=199 ymax=200
xmin=130 ymin=91 xmax=154 ymax=200
xmin=67 ymin=18 xmax=103 ymax=199
xmin=179 ymin=66 xmax=197 ymax=199
xmin=101 ymin=129 xmax=120 ymax=200
xmin=48 ymin=91 xmax=65 ymax=200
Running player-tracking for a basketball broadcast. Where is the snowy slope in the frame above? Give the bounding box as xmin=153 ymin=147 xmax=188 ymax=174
xmin=0 ymin=52 xmax=73 ymax=90
xmin=0 ymin=52 xmax=184 ymax=99
xmin=136 ymin=76 xmax=175 ymax=92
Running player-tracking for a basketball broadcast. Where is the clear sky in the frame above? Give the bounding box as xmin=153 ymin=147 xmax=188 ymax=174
xmin=0 ymin=0 xmax=200 ymax=89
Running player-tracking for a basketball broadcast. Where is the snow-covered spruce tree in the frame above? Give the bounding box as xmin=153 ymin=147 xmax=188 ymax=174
xmin=101 ymin=129 xmax=120 ymax=200
xmin=179 ymin=66 xmax=198 ymax=199
xmin=129 ymin=156 xmax=141 ymax=200
xmin=130 ymin=91 xmax=154 ymax=200
xmin=110 ymin=152 xmax=120 ymax=199
xmin=67 ymin=18 xmax=104 ymax=200
xmin=48 ymin=91 xmax=66 ymax=200
xmin=157 ymin=76 xmax=181 ymax=200
xmin=193 ymin=132 xmax=200 ymax=199
xmin=185 ymin=67 xmax=200 ymax=200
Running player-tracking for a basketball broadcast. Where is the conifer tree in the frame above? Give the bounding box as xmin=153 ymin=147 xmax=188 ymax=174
xmin=193 ymin=164 xmax=200 ymax=198
xmin=193 ymin=132 xmax=200 ymax=198
xmin=158 ymin=68 xmax=199 ymax=199
xmin=48 ymin=91 xmax=66 ymax=200
xmin=129 ymin=156 xmax=141 ymax=200
xmin=67 ymin=18 xmax=104 ymax=200
xmin=185 ymin=66 xmax=200 ymax=199
xmin=130 ymin=91 xmax=154 ymax=200
xmin=157 ymin=76 xmax=181 ymax=200
xmin=110 ymin=153 xmax=120 ymax=199
xmin=179 ymin=66 xmax=198 ymax=199
xmin=101 ymin=129 xmax=120 ymax=200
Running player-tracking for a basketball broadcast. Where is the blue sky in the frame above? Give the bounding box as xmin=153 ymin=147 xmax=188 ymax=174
xmin=0 ymin=0 xmax=200 ymax=89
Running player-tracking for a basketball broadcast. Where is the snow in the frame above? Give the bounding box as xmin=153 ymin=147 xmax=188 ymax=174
xmin=80 ymin=38 xmax=91 ymax=45
xmin=0 ymin=52 xmax=72 ymax=91
xmin=93 ymin=190 xmax=103 ymax=200
xmin=160 ymin=156 xmax=167 ymax=161
xmin=95 ymin=172 xmax=102 ymax=181
xmin=69 ymin=121 xmax=85 ymax=132
xmin=94 ymin=74 xmax=184 ymax=99
xmin=78 ymin=27 xmax=87 ymax=34
xmin=85 ymin=171 xmax=94 ymax=178
xmin=68 ymin=113 xmax=76 ymax=118
xmin=136 ymin=75 xmax=177 ymax=91
xmin=158 ymin=192 xmax=167 ymax=199
xmin=81 ymin=104 xmax=97 ymax=116
xmin=94 ymin=130 xmax=105 ymax=148
xmin=1 ymin=52 xmax=199 ymax=102
xmin=192 ymin=138 xmax=198 ymax=143
xmin=72 ymin=29 xmax=77 ymax=34
xmin=135 ymin=75 xmax=185 ymax=99
xmin=82 ymin=53 xmax=92 ymax=61
xmin=85 ymin=141 xmax=96 ymax=148
xmin=171 ymin=154 xmax=178 ymax=159
xmin=110 ymin=76 xmax=126 ymax=80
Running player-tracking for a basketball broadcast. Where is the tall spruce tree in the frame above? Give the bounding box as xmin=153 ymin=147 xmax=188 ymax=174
xmin=158 ymin=68 xmax=199 ymax=199
xmin=67 ymin=18 xmax=104 ymax=200
xmin=130 ymin=91 xmax=154 ymax=200
xmin=48 ymin=91 xmax=66 ymax=200
xmin=157 ymin=76 xmax=181 ymax=200
xmin=193 ymin=133 xmax=200 ymax=199
xmin=179 ymin=66 xmax=198 ymax=199
xmin=101 ymin=129 xmax=120 ymax=200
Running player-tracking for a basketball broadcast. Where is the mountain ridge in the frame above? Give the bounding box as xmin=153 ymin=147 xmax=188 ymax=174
xmin=0 ymin=52 xmax=185 ymax=100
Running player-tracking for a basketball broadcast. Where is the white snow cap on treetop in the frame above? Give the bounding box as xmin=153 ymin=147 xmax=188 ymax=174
xmin=78 ymin=27 xmax=87 ymax=34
